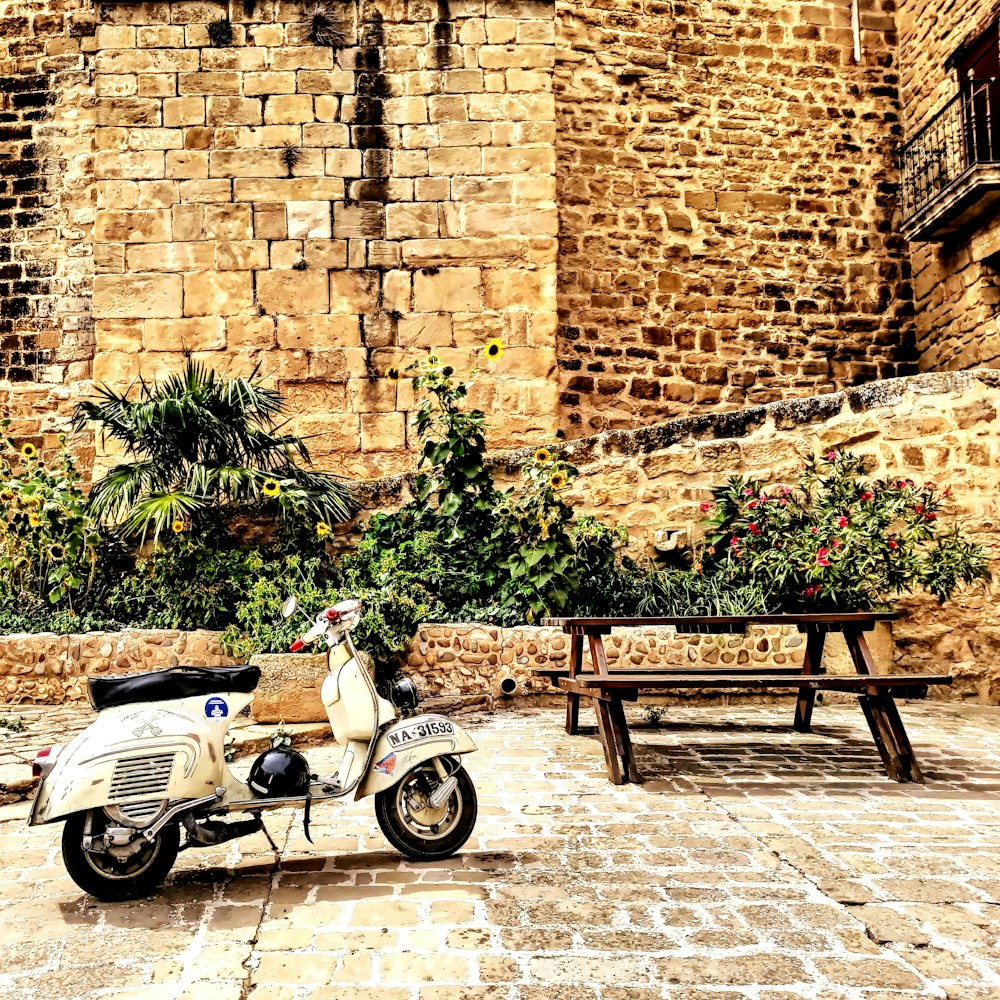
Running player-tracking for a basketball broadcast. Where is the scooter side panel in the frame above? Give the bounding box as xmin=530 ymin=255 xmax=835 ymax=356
xmin=31 ymin=691 xmax=253 ymax=825
xmin=355 ymin=714 xmax=477 ymax=799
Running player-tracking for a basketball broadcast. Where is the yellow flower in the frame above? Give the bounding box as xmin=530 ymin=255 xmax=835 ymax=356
xmin=48 ymin=543 xmax=65 ymax=560
xmin=28 ymin=512 xmax=41 ymax=527
xmin=172 ymin=519 xmax=185 ymax=534
xmin=262 ymin=479 xmax=281 ymax=498
xmin=316 ymin=521 xmax=330 ymax=537
xmin=535 ymin=448 xmax=551 ymax=464
xmin=483 ymin=338 xmax=504 ymax=362
xmin=0 ymin=489 xmax=13 ymax=502
xmin=20 ymin=443 xmax=37 ymax=460
xmin=549 ymin=472 xmax=566 ymax=490
xmin=387 ymin=368 xmax=400 ymax=382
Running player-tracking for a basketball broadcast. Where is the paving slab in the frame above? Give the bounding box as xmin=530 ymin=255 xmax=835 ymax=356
xmin=2 ymin=702 xmax=1000 ymax=998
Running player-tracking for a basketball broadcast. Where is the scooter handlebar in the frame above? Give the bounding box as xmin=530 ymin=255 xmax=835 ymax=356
xmin=289 ymin=639 xmax=305 ymax=652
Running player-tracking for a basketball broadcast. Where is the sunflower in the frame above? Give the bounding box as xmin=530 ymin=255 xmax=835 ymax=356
xmin=0 ymin=489 xmax=14 ymax=502
xmin=28 ymin=512 xmax=41 ymax=527
xmin=20 ymin=443 xmax=37 ymax=460
xmin=316 ymin=521 xmax=331 ymax=538
xmin=535 ymin=448 xmax=551 ymax=464
xmin=48 ymin=543 xmax=65 ymax=560
xmin=549 ymin=472 xmax=566 ymax=490
xmin=262 ymin=479 xmax=281 ymax=498
xmin=172 ymin=519 xmax=185 ymax=534
xmin=483 ymin=338 xmax=504 ymax=362
xmin=387 ymin=368 xmax=400 ymax=382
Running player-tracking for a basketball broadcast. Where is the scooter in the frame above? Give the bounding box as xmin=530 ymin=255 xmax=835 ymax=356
xmin=27 ymin=597 xmax=478 ymax=901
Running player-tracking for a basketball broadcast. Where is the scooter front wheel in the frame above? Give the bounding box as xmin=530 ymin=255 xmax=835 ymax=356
xmin=375 ymin=762 xmax=477 ymax=861
xmin=61 ymin=810 xmax=179 ymax=902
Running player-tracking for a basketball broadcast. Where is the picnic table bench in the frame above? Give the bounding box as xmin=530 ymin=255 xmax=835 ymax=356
xmin=536 ymin=614 xmax=951 ymax=785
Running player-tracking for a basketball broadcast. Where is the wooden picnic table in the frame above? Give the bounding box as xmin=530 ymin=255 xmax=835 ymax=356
xmin=537 ymin=614 xmax=952 ymax=785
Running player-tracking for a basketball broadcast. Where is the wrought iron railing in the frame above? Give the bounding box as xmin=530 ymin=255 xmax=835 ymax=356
xmin=901 ymin=78 xmax=1000 ymax=222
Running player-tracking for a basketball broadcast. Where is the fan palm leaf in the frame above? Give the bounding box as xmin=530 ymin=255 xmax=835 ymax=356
xmin=75 ymin=357 xmax=356 ymax=536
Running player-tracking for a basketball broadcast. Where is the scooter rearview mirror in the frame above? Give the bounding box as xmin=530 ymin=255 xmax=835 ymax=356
xmin=280 ymin=596 xmax=298 ymax=619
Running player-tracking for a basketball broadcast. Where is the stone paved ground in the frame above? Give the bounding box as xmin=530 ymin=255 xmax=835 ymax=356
xmin=2 ymin=702 xmax=1000 ymax=1000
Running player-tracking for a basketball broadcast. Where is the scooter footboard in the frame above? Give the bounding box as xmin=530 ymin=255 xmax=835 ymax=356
xmin=355 ymin=714 xmax=477 ymax=799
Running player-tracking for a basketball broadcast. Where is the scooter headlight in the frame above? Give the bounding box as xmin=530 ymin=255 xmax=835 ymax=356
xmin=390 ymin=677 xmax=420 ymax=714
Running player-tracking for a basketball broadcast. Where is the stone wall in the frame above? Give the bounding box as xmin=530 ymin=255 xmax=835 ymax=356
xmin=0 ymin=627 xmax=232 ymax=702
xmin=898 ymin=0 xmax=1000 ymax=372
xmin=553 ymin=0 xmax=916 ymax=436
xmin=89 ymin=0 xmax=559 ymax=479
xmin=0 ymin=0 xmax=94 ymax=392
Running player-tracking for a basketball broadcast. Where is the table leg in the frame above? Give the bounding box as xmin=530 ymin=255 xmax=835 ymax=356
xmin=793 ymin=629 xmax=826 ymax=733
xmin=594 ymin=696 xmax=624 ymax=784
xmin=879 ymin=695 xmax=924 ymax=783
xmin=609 ymin=695 xmax=642 ymax=782
xmin=858 ymin=695 xmax=906 ymax=781
xmin=566 ymin=633 xmax=582 ymax=735
xmin=844 ymin=628 xmax=911 ymax=782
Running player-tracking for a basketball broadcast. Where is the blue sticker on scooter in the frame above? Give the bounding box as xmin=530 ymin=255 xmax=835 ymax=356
xmin=205 ymin=696 xmax=228 ymax=720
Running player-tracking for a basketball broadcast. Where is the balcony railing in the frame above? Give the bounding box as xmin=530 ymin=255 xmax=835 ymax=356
xmin=900 ymin=78 xmax=1000 ymax=241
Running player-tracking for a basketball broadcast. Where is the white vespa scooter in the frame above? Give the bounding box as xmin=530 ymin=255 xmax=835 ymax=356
xmin=28 ymin=597 xmax=478 ymax=901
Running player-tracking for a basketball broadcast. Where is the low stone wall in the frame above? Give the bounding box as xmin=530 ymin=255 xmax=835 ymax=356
xmin=2 ymin=621 xmax=889 ymax=711
xmin=0 ymin=629 xmax=233 ymax=704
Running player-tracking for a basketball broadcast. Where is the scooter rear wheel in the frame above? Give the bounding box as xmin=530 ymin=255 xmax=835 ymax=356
xmin=61 ymin=809 xmax=179 ymax=902
xmin=375 ymin=762 xmax=477 ymax=861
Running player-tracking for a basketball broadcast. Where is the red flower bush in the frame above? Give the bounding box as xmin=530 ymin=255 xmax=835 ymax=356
xmin=696 ymin=452 xmax=990 ymax=611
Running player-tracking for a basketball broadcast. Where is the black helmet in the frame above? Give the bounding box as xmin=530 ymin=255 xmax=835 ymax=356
xmin=248 ymin=747 xmax=311 ymax=798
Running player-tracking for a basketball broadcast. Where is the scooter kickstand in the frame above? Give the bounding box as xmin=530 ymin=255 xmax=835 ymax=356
xmin=258 ymin=816 xmax=281 ymax=854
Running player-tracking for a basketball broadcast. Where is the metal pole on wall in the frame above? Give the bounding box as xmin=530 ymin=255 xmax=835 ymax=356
xmin=852 ymin=0 xmax=862 ymax=63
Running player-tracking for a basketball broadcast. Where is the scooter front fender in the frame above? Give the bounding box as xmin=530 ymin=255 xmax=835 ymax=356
xmin=355 ymin=714 xmax=477 ymax=800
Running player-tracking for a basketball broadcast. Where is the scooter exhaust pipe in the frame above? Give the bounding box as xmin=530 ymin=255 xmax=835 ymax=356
xmin=182 ymin=814 xmax=262 ymax=848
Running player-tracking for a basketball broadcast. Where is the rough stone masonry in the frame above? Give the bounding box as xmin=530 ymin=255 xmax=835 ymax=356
xmin=0 ymin=0 xmax=958 ymax=474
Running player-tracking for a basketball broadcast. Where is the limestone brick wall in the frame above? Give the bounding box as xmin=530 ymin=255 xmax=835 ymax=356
xmin=553 ymin=0 xmax=915 ymax=435
xmin=89 ymin=0 xmax=558 ymax=479
xmin=897 ymin=0 xmax=1000 ymax=374
xmin=0 ymin=0 xmax=95 ymax=443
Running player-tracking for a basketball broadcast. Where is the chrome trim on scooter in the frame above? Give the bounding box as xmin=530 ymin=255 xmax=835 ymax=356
xmin=143 ymin=788 xmax=225 ymax=840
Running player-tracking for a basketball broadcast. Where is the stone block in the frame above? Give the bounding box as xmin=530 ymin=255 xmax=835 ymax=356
xmin=227 ymin=316 xmax=276 ymax=350
xmin=254 ymin=203 xmax=287 ymax=240
xmin=398 ymin=314 xmax=453 ymax=348
xmin=206 ymin=97 xmax=263 ymax=126
xmin=329 ymin=271 xmax=379 ymax=314
xmin=165 ymin=151 xmax=210 ymax=179
xmin=144 ymin=317 xmax=226 ymax=352
xmin=204 ymin=204 xmax=254 ymax=240
xmin=334 ymin=203 xmax=385 ymax=240
xmin=243 ymin=71 xmax=296 ymax=95
xmin=361 ymin=412 xmax=407 ymax=452
xmin=95 ymin=151 xmax=164 ymax=180
xmin=482 ymin=263 xmax=555 ymax=311
xmin=94 ymin=274 xmax=183 ymax=319
xmin=94 ymin=210 xmax=171 ymax=244
xmin=249 ymin=652 xmax=328 ymax=723
xmin=126 ymin=242 xmax=215 ymax=272
xmin=414 ymin=267 xmax=483 ymax=312
xmin=178 ymin=72 xmax=242 ymax=96
xmin=386 ymin=204 xmax=439 ymax=239
xmin=215 ymin=240 xmax=269 ymax=270
xmin=264 ymin=95 xmax=314 ymax=124
xmin=304 ymin=240 xmax=349 ymax=269
xmin=384 ymin=96 xmax=428 ymax=124
xmin=257 ymin=270 xmax=330 ymax=315
xmin=277 ymin=316 xmax=362 ymax=350
xmin=182 ymin=272 xmax=254 ymax=317
xmin=287 ymin=201 xmax=333 ymax=239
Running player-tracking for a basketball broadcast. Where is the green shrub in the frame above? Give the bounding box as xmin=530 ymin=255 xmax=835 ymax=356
xmin=0 ymin=428 xmax=103 ymax=609
xmin=695 ymin=451 xmax=991 ymax=611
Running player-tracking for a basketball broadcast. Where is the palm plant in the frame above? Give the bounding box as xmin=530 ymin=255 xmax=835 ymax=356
xmin=73 ymin=359 xmax=355 ymax=539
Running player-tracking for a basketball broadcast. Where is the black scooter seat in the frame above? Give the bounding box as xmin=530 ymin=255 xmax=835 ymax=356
xmin=88 ymin=665 xmax=261 ymax=712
